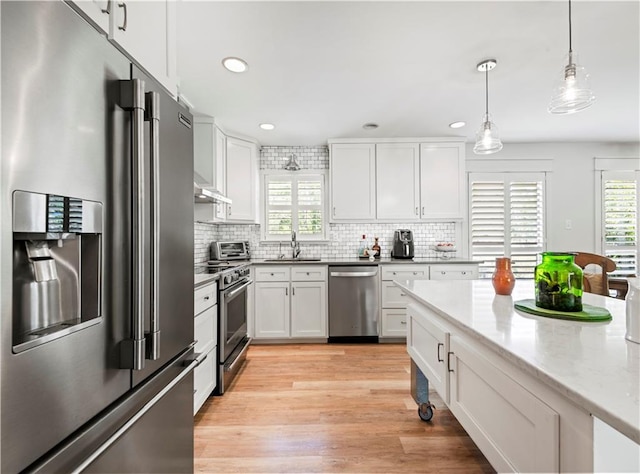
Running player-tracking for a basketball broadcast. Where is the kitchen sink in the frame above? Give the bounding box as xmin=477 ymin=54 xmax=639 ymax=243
xmin=264 ymin=258 xmax=322 ymax=262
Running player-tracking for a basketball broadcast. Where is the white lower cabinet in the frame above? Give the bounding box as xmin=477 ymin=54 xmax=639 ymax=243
xmin=380 ymin=263 xmax=478 ymax=338
xmin=448 ymin=335 xmax=559 ymax=473
xmin=405 ymin=299 xmax=590 ymax=473
xmin=406 ymin=303 xmax=449 ymax=403
xmin=254 ymin=266 xmax=327 ymax=340
xmin=429 ymin=264 xmax=479 ymax=280
xmin=193 ymin=282 xmax=217 ymax=415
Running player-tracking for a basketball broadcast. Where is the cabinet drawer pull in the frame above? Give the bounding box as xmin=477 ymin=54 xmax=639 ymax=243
xmin=413 ymin=271 xmax=418 ymax=275
xmin=392 ymin=272 xmax=397 ymax=275
xmin=447 ymin=351 xmax=455 ymax=372
xmin=400 ymin=293 xmax=405 ymax=297
xmin=461 ymin=271 xmax=467 ymax=275
xmin=203 ymin=296 xmax=209 ymax=301
xmin=400 ymin=320 xmax=407 ymax=325
xmin=437 ymin=343 xmax=444 ymax=362
xmin=270 ymin=273 xmax=274 ymax=276
xmin=117 ymin=2 xmax=127 ymax=31
xmin=306 ymin=272 xmax=310 ymax=276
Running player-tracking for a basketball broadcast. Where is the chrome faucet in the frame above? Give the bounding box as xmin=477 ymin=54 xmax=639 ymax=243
xmin=291 ymin=231 xmax=301 ymax=259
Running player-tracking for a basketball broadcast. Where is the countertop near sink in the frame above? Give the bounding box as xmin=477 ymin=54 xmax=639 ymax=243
xmin=251 ymin=257 xmax=479 ymax=265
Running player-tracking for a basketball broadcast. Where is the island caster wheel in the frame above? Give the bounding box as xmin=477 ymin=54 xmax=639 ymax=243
xmin=418 ymin=403 xmax=434 ymax=422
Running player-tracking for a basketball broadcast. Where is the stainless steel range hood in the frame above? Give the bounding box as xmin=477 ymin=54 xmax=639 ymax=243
xmin=194 ymin=171 xmax=231 ymax=204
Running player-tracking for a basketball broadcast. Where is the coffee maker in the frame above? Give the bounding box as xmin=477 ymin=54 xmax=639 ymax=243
xmin=391 ymin=229 xmax=414 ymax=259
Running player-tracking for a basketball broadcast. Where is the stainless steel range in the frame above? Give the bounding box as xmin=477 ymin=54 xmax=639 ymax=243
xmin=203 ymin=254 xmax=252 ymax=395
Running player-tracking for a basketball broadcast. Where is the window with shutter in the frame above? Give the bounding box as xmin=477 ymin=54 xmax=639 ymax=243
xmin=263 ymin=172 xmax=327 ymax=241
xmin=601 ymin=171 xmax=639 ymax=276
xmin=470 ymin=172 xmax=546 ymax=278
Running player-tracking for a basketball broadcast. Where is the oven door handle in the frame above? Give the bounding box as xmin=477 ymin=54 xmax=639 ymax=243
xmin=224 ymin=279 xmax=252 ymax=301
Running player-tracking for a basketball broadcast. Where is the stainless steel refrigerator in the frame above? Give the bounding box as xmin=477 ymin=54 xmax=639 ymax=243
xmin=1 ymin=1 xmax=195 ymax=472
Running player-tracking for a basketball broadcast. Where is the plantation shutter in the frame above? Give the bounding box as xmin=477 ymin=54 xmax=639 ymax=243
xmin=602 ymin=171 xmax=639 ymax=276
xmin=264 ymin=173 xmax=325 ymax=241
xmin=470 ymin=172 xmax=545 ymax=278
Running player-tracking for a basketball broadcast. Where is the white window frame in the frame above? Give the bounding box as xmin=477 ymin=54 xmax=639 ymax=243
xmin=468 ymin=171 xmax=547 ymax=278
xmin=260 ymin=170 xmax=328 ymax=242
xmin=595 ymin=160 xmax=640 ymax=276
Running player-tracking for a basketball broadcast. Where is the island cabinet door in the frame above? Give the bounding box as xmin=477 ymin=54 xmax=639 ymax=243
xmin=406 ymin=303 xmax=449 ymax=403
xmin=448 ymin=336 xmax=560 ymax=474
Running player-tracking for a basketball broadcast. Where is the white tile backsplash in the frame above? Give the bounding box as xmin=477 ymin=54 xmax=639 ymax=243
xmin=194 ymin=145 xmax=457 ymax=262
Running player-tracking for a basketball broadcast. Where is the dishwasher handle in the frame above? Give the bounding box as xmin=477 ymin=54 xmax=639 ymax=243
xmin=330 ymin=270 xmax=378 ymax=278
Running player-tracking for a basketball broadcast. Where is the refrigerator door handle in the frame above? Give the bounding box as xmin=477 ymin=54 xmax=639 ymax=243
xmin=71 ymin=356 xmax=199 ymax=474
xmin=118 ymin=79 xmax=146 ymax=370
xmin=145 ymin=90 xmax=161 ymax=361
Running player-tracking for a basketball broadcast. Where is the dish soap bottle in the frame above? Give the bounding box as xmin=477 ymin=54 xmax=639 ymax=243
xmin=358 ymin=234 xmax=367 ymax=257
xmin=372 ymin=237 xmax=381 ymax=259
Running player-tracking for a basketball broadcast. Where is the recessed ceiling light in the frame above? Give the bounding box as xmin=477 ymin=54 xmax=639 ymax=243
xmin=222 ymin=57 xmax=248 ymax=73
xmin=362 ymin=123 xmax=379 ymax=130
xmin=260 ymin=123 xmax=275 ymax=131
xmin=449 ymin=121 xmax=466 ymax=129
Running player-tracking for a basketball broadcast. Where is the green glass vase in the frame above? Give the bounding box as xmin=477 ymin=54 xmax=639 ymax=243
xmin=534 ymin=252 xmax=583 ymax=312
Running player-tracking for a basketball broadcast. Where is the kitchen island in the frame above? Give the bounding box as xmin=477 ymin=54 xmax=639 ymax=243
xmin=397 ymin=279 xmax=639 ymax=473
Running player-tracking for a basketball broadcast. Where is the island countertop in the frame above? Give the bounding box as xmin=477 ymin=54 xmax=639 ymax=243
xmin=395 ymin=279 xmax=640 ymax=444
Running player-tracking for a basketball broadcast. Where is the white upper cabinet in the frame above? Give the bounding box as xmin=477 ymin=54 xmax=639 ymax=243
xmin=226 ymin=136 xmax=259 ymax=223
xmin=194 ymin=118 xmax=227 ymax=223
xmin=329 ymin=138 xmax=465 ymax=222
xmin=330 ymin=143 xmax=376 ymax=221
xmin=420 ymin=142 xmax=465 ymax=219
xmin=109 ymin=0 xmax=177 ymax=96
xmin=214 ymin=128 xmax=227 ymax=221
xmin=71 ymin=0 xmax=111 ymax=34
xmin=376 ymin=143 xmax=420 ymax=220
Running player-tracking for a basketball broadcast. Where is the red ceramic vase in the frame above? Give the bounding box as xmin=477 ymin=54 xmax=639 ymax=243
xmin=492 ymin=257 xmax=516 ymax=296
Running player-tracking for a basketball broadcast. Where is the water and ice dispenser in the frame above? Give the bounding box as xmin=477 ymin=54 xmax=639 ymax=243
xmin=12 ymin=191 xmax=102 ymax=351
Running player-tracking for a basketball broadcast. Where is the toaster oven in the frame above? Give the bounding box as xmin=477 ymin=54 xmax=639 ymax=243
xmin=210 ymin=241 xmax=251 ymax=261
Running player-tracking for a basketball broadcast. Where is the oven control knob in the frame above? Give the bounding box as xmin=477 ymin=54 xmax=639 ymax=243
xmin=224 ymin=275 xmax=233 ymax=284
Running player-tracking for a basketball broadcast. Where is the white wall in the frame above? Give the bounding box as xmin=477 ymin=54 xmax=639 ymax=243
xmin=466 ymin=142 xmax=640 ymax=253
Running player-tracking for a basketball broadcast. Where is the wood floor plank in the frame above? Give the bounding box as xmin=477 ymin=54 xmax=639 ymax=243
xmin=194 ymin=343 xmax=494 ymax=473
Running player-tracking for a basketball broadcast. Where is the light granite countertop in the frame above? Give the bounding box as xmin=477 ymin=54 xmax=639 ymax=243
xmin=194 ymin=272 xmax=219 ymax=288
xmin=395 ymin=278 xmax=640 ymax=444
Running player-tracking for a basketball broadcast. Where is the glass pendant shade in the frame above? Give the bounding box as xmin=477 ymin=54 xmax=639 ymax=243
xmin=548 ymin=51 xmax=595 ymax=114
xmin=473 ymin=114 xmax=503 ymax=155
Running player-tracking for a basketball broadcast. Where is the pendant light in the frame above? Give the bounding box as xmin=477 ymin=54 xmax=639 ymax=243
xmin=284 ymin=153 xmax=301 ymax=171
xmin=473 ymin=59 xmax=503 ymax=155
xmin=548 ymin=0 xmax=595 ymax=114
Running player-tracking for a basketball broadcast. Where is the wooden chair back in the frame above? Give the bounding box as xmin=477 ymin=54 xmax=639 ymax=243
xmin=573 ymin=252 xmax=616 ymax=297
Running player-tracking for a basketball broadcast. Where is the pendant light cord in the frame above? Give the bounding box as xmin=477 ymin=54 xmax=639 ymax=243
xmin=485 ymin=68 xmax=489 ymax=116
xmin=568 ymin=0 xmax=573 ymax=53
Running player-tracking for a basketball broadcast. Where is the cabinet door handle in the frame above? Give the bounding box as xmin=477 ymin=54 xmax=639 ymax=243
xmin=333 ymin=206 xmax=336 ymax=216
xmin=117 ymin=2 xmax=127 ymax=31
xmin=400 ymin=293 xmax=405 ymax=297
xmin=422 ymin=206 xmax=425 ymax=215
xmin=101 ymin=1 xmax=111 ymax=14
xmin=203 ymin=296 xmax=209 ymax=301
xmin=285 ymin=287 xmax=288 ymax=296
xmin=228 ymin=206 xmax=232 ymax=216
xmin=292 ymin=287 xmax=295 ymax=296
xmin=437 ymin=343 xmax=444 ymax=362
xmin=447 ymin=351 xmax=455 ymax=372
xmin=415 ymin=206 xmax=418 ymax=215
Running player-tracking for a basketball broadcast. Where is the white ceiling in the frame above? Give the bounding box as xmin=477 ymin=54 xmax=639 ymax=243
xmin=176 ymin=1 xmax=640 ymax=146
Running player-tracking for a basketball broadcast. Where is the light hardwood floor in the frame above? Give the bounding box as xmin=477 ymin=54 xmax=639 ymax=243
xmin=194 ymin=344 xmax=494 ymax=473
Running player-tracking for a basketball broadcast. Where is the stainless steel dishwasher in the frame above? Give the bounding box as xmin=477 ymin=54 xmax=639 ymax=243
xmin=328 ymin=265 xmax=380 ymax=342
